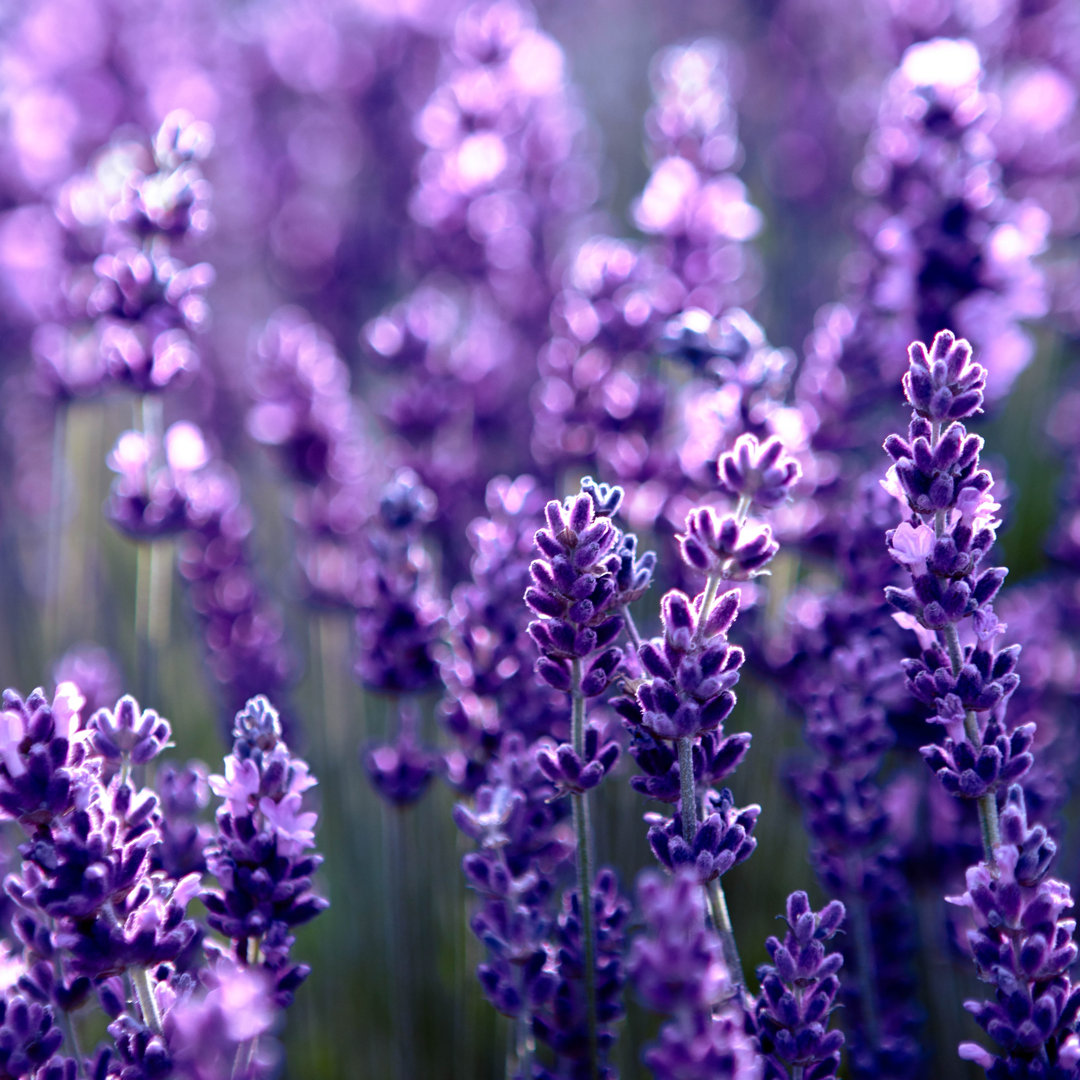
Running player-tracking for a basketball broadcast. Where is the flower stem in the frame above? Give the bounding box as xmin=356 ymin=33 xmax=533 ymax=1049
xmin=570 ymin=658 xmax=598 ymax=1080
xmin=677 ymin=736 xmax=697 ymax=842
xmin=706 ymin=877 xmax=747 ymax=1002
xmin=941 ymin=621 xmax=1000 ymax=868
xmin=132 ymin=964 xmax=163 ymax=1034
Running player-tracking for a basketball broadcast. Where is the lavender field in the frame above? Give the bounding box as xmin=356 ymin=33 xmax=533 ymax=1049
xmin=0 ymin=0 xmax=1079 ymax=1077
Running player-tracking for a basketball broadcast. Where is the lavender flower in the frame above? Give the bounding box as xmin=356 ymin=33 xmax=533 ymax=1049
xmin=754 ymin=892 xmax=845 ymax=1080
xmin=885 ymin=331 xmax=1080 ymax=1072
xmin=204 ymin=696 xmax=328 ymax=1009
xmin=629 ymin=870 xmax=762 ymax=1080
xmin=525 ymin=488 xmax=624 ymax=695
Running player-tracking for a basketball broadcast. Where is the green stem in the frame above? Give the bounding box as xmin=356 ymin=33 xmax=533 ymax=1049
xmin=132 ymin=965 xmax=163 ymax=1034
xmin=844 ymin=868 xmax=882 ymax=1056
xmin=677 ymin=736 xmax=697 ymax=843
xmin=570 ymin=658 xmax=598 ymax=1080
xmin=941 ymin=620 xmax=1000 ymax=867
xmin=232 ymin=1035 xmax=258 ymax=1078
xmin=706 ymin=877 xmax=747 ymax=1001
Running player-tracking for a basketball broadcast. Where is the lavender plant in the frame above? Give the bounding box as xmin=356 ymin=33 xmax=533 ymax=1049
xmin=885 ymin=329 xmax=1080 ymax=1074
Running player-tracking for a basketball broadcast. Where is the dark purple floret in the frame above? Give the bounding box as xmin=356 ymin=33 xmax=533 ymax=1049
xmin=678 ymin=510 xmax=779 ymax=579
xmin=902 ymin=330 xmax=987 ymax=422
xmin=646 ymin=788 xmax=759 ymax=884
xmin=632 ymin=588 xmax=744 ymax=743
xmin=0 ymin=993 xmax=67 ymax=1077
xmin=535 ymin=721 xmax=620 ymax=796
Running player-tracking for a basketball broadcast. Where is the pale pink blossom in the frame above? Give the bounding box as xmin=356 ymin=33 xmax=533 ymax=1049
xmin=888 ymin=521 xmax=935 ymax=573
xmin=259 ymin=792 xmax=317 ymax=856
xmin=208 ymin=757 xmax=260 ymax=817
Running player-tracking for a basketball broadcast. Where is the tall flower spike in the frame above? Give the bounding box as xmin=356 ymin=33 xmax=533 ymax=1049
xmin=754 ymin=892 xmax=846 ymax=1080
xmin=886 ymin=333 xmax=1080 ymax=1072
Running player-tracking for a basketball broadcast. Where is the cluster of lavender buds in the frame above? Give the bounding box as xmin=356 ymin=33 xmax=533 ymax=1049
xmin=753 ymin=892 xmax=845 ymax=1080
xmin=885 ymin=330 xmax=1080 ymax=1073
xmin=0 ymin=682 xmax=324 ymax=1078
xmin=617 ymin=433 xmax=798 ymax=997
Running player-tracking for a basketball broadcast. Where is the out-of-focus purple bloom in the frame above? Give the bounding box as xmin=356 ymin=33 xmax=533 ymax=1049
xmin=364 ymin=707 xmax=440 ymax=807
xmin=153 ymin=763 xmax=211 ymax=881
xmin=409 ymin=0 xmax=594 ymax=320
xmin=439 ymin=475 xmax=568 ymax=791
xmin=165 ymin=960 xmax=279 ymax=1080
xmin=353 ymin=470 xmax=446 ymax=696
xmin=52 ymin=646 xmax=122 ymax=721
xmin=636 ymin=40 xmax=763 ymax=316
xmin=104 ymin=423 xmax=210 ymax=540
xmin=177 ymin=447 xmax=294 ymax=726
xmin=629 ymin=870 xmax=762 ymax=1080
xmin=716 ymin=434 xmax=802 ymax=512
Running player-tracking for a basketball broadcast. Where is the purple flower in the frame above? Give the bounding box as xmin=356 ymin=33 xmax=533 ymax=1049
xmin=754 ymin=892 xmax=845 ymax=1080
xmin=87 ymin=695 xmax=172 ymax=766
xmin=647 ymin=789 xmax=759 ymax=884
xmin=716 ymin=434 xmax=802 ymax=511
xmin=203 ymin=697 xmax=328 ymax=1008
xmin=628 ymin=870 xmax=762 ymax=1080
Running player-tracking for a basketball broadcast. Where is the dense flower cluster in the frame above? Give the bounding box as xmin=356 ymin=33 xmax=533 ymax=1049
xmin=0 ymin=683 xmax=325 ymax=1079
xmin=754 ymin=892 xmax=846 ymax=1080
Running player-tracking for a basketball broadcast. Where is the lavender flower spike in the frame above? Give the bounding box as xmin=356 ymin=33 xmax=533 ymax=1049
xmin=885 ymin=333 xmax=1080 ymax=1072
xmin=754 ymin=892 xmax=846 ymax=1080
xmin=525 ymin=482 xmax=629 ymax=1074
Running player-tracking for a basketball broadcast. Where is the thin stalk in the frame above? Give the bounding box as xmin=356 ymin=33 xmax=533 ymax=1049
xmin=687 ymin=492 xmax=754 ymax=999
xmin=131 ymin=965 xmax=163 ymax=1034
xmin=46 ymin=403 xmax=68 ymax=658
xmin=941 ymin=622 xmax=1000 ymax=866
xmin=384 ymin=795 xmax=415 ymax=1080
xmin=570 ymin=658 xmax=598 ymax=1080
xmin=622 ymin=606 xmax=643 ymax=651
xmin=133 ymin=394 xmax=171 ymax=704
xmin=843 ymin=865 xmax=882 ymax=1056
xmin=707 ymin=878 xmax=747 ymax=1001
xmin=57 ymin=1006 xmax=84 ymax=1072
xmin=232 ymin=1037 xmax=258 ymax=1079
xmin=677 ymin=736 xmax=697 ymax=842
xmin=513 ymin=1011 xmax=535 ymax=1080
